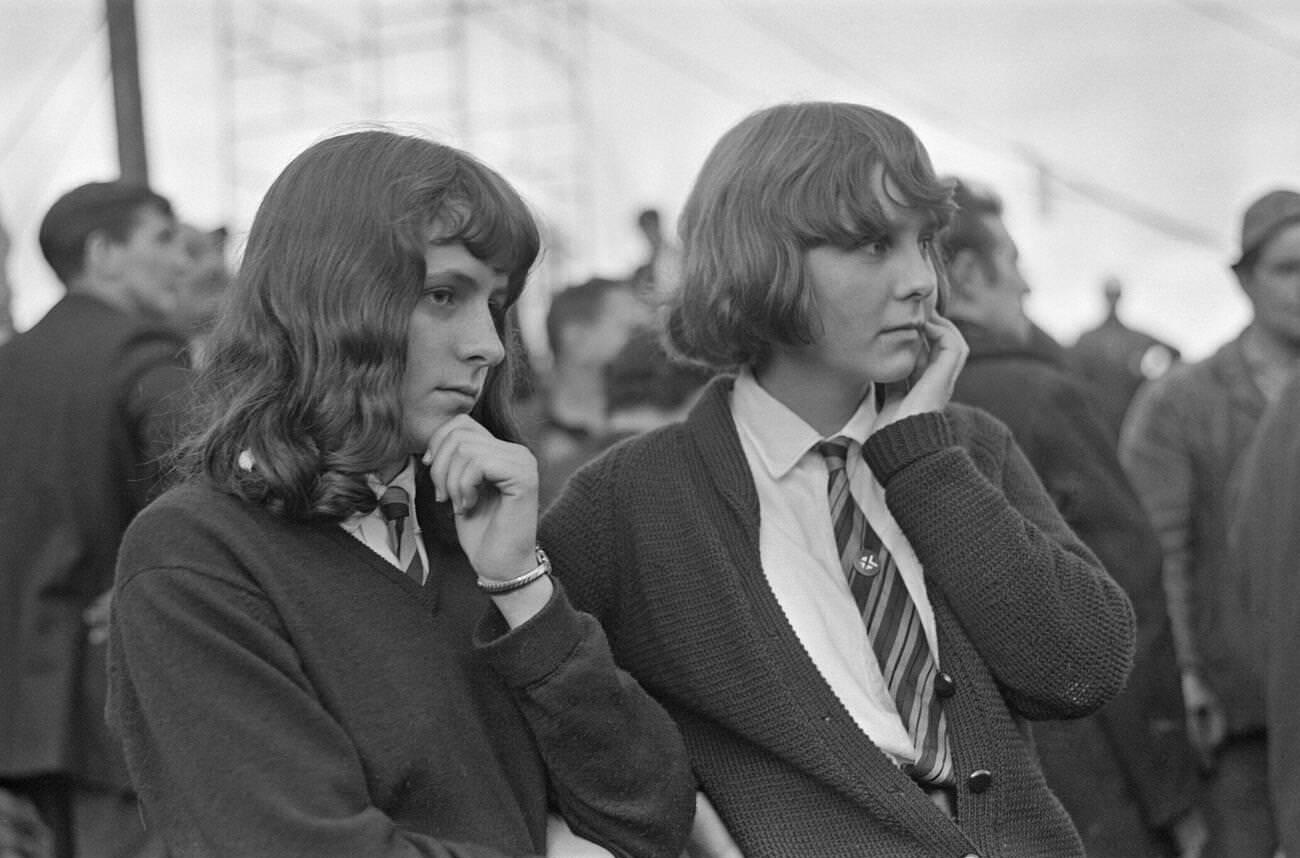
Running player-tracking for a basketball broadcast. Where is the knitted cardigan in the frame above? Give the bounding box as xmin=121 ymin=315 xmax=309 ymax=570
xmin=541 ymin=376 xmax=1136 ymax=857
xmin=107 ymin=476 xmax=694 ymax=858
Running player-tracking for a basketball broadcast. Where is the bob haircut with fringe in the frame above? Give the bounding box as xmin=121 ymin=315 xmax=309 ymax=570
xmin=666 ymin=102 xmax=955 ymax=373
xmin=181 ymin=128 xmax=540 ymax=523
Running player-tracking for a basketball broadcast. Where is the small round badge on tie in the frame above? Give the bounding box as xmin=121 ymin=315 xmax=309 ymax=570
xmin=855 ymin=552 xmax=880 ymax=576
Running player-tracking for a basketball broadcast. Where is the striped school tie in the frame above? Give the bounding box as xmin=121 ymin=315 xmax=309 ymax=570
xmin=816 ymin=436 xmax=953 ymax=786
xmin=379 ymin=485 xmax=425 ymax=585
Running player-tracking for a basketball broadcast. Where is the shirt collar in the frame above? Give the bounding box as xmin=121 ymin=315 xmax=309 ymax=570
xmin=732 ymin=369 xmax=879 ymax=480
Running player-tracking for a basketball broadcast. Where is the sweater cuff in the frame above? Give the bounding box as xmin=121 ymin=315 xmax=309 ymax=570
xmin=862 ymin=411 xmax=955 ymax=483
xmin=474 ymin=578 xmax=585 ymax=689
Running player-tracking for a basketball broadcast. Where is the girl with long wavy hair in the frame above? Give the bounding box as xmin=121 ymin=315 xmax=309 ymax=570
xmin=105 ymin=128 xmax=693 ymax=858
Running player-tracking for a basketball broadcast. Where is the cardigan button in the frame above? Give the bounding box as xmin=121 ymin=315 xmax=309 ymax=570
xmin=967 ymin=769 xmax=993 ymax=794
xmin=934 ymin=672 xmax=956 ymax=698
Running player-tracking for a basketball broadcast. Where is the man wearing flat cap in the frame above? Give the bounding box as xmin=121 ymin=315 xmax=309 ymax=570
xmin=1119 ymin=188 xmax=1300 ymax=856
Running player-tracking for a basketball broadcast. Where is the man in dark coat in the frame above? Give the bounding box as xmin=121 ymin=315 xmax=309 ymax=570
xmin=1230 ymin=369 xmax=1300 ymax=856
xmin=1069 ymin=276 xmax=1180 ymax=441
xmin=942 ymin=178 xmax=1204 ymax=858
xmin=0 ymin=182 xmax=192 ymax=857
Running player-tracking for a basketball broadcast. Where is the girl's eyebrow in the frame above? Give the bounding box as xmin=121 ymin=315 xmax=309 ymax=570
xmin=424 ymin=269 xmax=476 ymax=286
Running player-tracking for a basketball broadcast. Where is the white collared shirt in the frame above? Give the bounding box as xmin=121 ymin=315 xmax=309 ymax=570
xmin=731 ymin=369 xmax=941 ymax=767
xmin=340 ymin=459 xmax=429 ymax=585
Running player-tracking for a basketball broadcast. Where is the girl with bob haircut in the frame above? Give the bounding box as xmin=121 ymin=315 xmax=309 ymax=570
xmin=542 ymin=101 xmax=1135 ymax=856
xmin=106 ymin=129 xmax=693 ymax=858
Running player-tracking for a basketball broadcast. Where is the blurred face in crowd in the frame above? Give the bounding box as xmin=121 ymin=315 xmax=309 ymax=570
xmin=966 ymin=213 xmax=1032 ymax=343
xmin=97 ymin=204 xmax=189 ymax=322
xmin=568 ymin=287 xmax=650 ymax=368
xmin=398 ymin=241 xmax=508 ymax=457
xmin=1240 ymin=221 xmax=1300 ymax=347
xmin=172 ymin=225 xmax=231 ymax=337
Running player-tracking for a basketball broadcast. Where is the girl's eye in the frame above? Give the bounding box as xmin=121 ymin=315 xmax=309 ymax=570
xmin=424 ymin=287 xmax=455 ymax=307
xmin=859 ymin=238 xmax=889 ymax=256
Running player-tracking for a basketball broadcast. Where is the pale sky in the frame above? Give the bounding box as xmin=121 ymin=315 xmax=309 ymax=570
xmin=3 ymin=0 xmax=1298 ymax=359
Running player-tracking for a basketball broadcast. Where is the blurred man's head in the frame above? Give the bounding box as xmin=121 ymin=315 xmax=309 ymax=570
xmin=1232 ymin=189 xmax=1300 ymax=348
xmin=545 ymin=277 xmax=649 ymax=370
xmin=941 ymin=178 xmax=1032 ymax=344
xmin=38 ymin=181 xmax=187 ymax=322
xmin=171 ymin=224 xmax=231 ymax=339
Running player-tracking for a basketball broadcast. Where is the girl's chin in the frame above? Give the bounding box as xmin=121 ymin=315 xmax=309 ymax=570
xmin=403 ymin=413 xmax=456 ymax=452
xmin=869 ymin=356 xmax=921 ymax=385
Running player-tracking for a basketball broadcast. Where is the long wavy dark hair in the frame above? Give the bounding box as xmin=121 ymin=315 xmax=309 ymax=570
xmin=178 ymin=129 xmax=540 ymax=523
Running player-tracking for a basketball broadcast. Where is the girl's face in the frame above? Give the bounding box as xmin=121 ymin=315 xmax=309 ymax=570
xmin=398 ymin=241 xmax=508 ymax=454
xmin=763 ymin=168 xmax=939 ymax=401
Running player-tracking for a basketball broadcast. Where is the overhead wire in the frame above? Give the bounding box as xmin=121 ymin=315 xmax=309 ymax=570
xmin=1172 ymin=0 xmax=1300 ymax=62
xmin=586 ymin=4 xmax=772 ymax=108
xmin=727 ymin=1 xmax=1225 ymax=249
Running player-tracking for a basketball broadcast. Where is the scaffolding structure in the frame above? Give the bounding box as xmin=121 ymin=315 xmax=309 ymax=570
xmin=215 ymin=0 xmax=594 ymax=327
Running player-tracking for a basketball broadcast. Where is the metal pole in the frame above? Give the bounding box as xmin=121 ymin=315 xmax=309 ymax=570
xmin=106 ymin=0 xmax=149 ymax=184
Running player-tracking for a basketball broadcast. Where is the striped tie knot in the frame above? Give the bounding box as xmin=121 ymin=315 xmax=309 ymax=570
xmin=814 ymin=436 xmax=853 ymax=473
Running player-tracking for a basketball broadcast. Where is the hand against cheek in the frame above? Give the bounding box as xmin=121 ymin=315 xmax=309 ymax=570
xmin=875 ymin=312 xmax=968 ymax=432
xmin=423 ymin=414 xmax=539 ymax=584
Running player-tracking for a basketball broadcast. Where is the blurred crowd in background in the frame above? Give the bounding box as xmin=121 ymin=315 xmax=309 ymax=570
xmin=3 ymin=169 xmax=1299 ymax=856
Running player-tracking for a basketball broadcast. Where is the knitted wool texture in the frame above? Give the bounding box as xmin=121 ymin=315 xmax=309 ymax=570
xmin=541 ymin=377 xmax=1136 ymax=858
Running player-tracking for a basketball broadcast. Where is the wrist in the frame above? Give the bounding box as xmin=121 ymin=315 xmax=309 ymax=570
xmin=477 ymin=547 xmax=551 ymax=595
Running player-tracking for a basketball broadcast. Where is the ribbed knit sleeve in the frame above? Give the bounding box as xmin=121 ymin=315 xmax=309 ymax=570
xmin=867 ymin=408 xmax=1136 ymax=720
xmin=861 ymin=411 xmax=954 ymax=481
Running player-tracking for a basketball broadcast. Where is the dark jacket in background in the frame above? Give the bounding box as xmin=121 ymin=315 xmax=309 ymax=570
xmin=952 ymin=321 xmax=1199 ymax=857
xmin=1229 ymin=369 xmax=1300 ymax=856
xmin=0 ymin=293 xmax=190 ymax=788
xmin=1069 ymin=314 xmax=1180 ymax=441
xmin=1119 ymin=335 xmax=1267 ymax=734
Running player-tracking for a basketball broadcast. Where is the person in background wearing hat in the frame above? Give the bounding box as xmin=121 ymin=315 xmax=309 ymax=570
xmin=1120 ymin=187 xmax=1300 ymax=857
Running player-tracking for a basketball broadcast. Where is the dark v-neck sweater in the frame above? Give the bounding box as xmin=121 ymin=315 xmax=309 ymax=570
xmin=106 ymin=476 xmax=693 ymax=858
